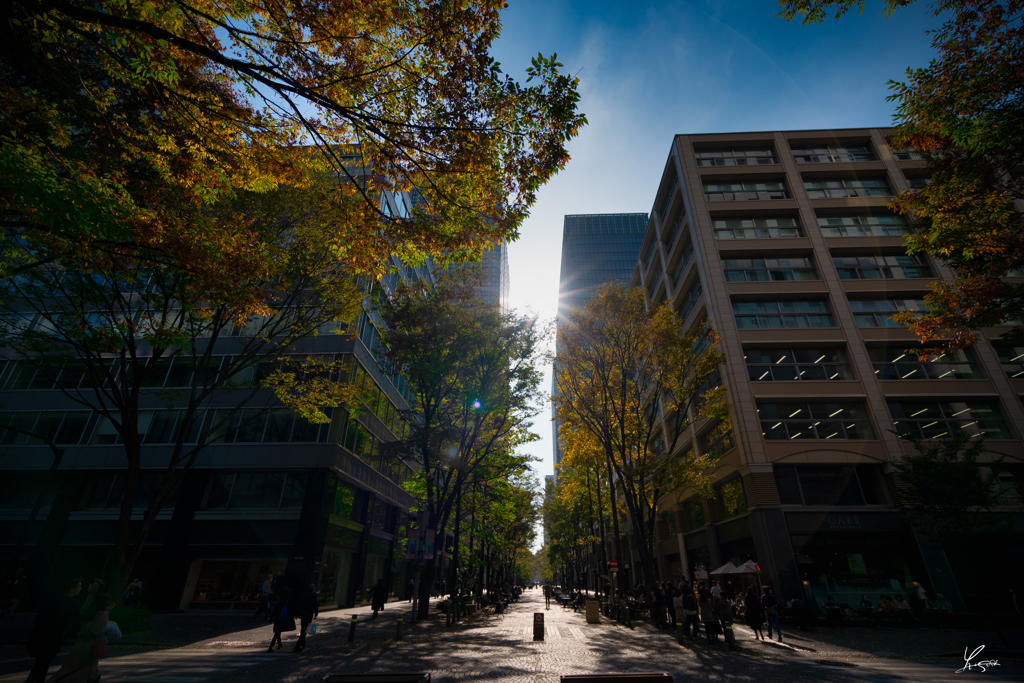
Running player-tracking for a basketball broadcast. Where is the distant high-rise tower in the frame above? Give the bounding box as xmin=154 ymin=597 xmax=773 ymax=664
xmin=552 ymin=213 xmax=647 ymax=468
xmin=479 ymin=242 xmax=510 ymax=313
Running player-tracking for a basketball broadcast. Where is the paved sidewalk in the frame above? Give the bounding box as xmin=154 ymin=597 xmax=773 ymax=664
xmin=4 ymin=589 xmax=1023 ymax=683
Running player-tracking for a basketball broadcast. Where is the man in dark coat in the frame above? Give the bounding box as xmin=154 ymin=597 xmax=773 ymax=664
xmin=371 ymin=579 xmax=387 ymax=618
xmin=25 ymin=578 xmax=82 ymax=682
xmin=292 ymin=584 xmax=319 ymax=652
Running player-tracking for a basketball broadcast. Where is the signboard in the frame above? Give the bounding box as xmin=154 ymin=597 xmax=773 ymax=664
xmin=533 ymin=612 xmax=544 ymax=641
xmin=609 ymin=560 xmax=618 ymax=570
xmin=423 ymin=529 xmax=435 ymax=560
xmin=405 ymin=525 xmax=419 ymax=560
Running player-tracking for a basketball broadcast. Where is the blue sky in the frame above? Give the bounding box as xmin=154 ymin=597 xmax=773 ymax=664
xmin=490 ymin=0 xmax=944 ymax=490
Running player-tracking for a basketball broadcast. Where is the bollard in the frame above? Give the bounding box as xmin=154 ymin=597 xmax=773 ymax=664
xmin=348 ymin=615 xmax=357 ymax=642
xmin=396 ymin=617 xmax=403 ymax=641
xmin=724 ymin=622 xmax=736 ymax=651
xmin=676 ymin=621 xmax=685 ymax=645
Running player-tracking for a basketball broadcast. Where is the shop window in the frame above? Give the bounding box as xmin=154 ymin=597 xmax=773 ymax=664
xmin=869 ymin=347 xmax=982 ymax=380
xmin=759 ymin=401 xmax=875 ymax=440
xmin=888 ymin=400 xmax=1013 ymax=439
xmin=773 ymin=464 xmax=887 ymax=506
xmin=745 ymin=347 xmax=853 ymax=381
xmin=204 ymin=471 xmax=306 ymax=509
xmin=715 ymin=479 xmax=747 ymax=519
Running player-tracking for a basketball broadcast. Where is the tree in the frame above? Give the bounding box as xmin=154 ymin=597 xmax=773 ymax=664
xmin=779 ymin=0 xmax=1024 ymax=352
xmin=893 ymin=432 xmax=1019 ymax=540
xmin=553 ymin=284 xmax=726 ymax=598
xmin=378 ymin=273 xmax=544 ymax=617
xmin=0 ymin=171 xmax=363 ymax=600
xmin=2 ymin=0 xmax=586 ymax=283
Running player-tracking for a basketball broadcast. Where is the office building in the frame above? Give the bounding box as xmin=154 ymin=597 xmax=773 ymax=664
xmin=631 ymin=128 xmax=1024 ymax=611
xmin=0 ymin=188 xmax=436 ymax=613
xmin=553 ymin=214 xmax=646 ymax=468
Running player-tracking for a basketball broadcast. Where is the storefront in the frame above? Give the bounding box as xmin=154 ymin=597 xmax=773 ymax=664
xmin=182 ymin=559 xmax=287 ymax=609
xmin=786 ymin=511 xmax=927 ymax=607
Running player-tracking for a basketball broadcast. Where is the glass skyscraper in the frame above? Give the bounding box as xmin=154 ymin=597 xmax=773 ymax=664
xmin=553 ymin=213 xmax=647 ymax=467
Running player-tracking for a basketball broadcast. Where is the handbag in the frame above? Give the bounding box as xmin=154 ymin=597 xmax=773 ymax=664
xmin=309 ymin=623 xmax=317 ymax=635
xmin=92 ymin=639 xmax=106 ymax=659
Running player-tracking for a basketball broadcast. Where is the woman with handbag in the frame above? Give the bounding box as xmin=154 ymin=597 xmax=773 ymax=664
xmin=268 ymin=588 xmax=295 ymax=652
xmin=46 ymin=583 xmax=114 ymax=683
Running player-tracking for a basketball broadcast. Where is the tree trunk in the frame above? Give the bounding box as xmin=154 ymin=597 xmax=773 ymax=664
xmin=447 ymin=484 xmax=463 ymax=623
xmin=605 ymin=454 xmax=625 ymax=596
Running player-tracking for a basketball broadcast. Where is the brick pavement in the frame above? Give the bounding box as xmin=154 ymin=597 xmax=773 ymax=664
xmin=4 ymin=589 xmax=1023 ymax=682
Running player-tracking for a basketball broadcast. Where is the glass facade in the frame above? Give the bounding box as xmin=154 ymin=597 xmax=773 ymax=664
xmin=557 ymin=214 xmax=647 ymax=321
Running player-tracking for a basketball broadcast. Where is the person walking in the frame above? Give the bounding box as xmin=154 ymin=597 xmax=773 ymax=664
xmin=406 ymin=579 xmax=414 ymax=603
xmin=698 ymin=590 xmax=719 ymax=645
xmin=268 ymin=588 xmax=294 ymax=652
xmin=761 ymin=585 xmax=782 ymax=642
xmin=45 ymin=584 xmax=114 ymax=683
xmin=682 ymin=588 xmax=700 ymax=639
xmin=370 ymin=579 xmax=387 ymax=619
xmin=292 ymin=584 xmax=318 ymax=653
xmin=254 ymin=573 xmax=274 ymax=622
xmin=25 ymin=579 xmax=83 ymax=683
xmin=716 ymin=594 xmax=736 ymax=651
xmin=543 ymin=583 xmax=551 ymax=610
xmin=743 ymin=587 xmax=764 ymax=641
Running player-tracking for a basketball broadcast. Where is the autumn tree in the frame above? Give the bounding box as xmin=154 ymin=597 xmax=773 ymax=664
xmin=779 ymin=0 xmax=1024 ymax=352
xmin=553 ymin=284 xmax=726 ymax=598
xmin=0 ymin=169 xmax=370 ymax=599
xmin=1 ymin=0 xmax=586 ymax=285
xmin=378 ymin=274 xmax=544 ymax=617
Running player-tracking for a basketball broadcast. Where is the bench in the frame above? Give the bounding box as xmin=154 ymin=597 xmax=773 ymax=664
xmin=323 ymin=675 xmax=431 ymax=683
xmin=561 ymin=674 xmax=673 ymax=683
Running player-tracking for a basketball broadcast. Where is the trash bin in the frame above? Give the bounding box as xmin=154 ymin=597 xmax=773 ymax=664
xmin=586 ymin=600 xmax=600 ymax=624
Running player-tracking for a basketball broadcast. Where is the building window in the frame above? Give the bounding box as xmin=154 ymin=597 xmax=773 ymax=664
xmin=0 ymin=410 xmax=92 ymax=446
xmin=818 ymin=214 xmax=910 ymax=237
xmin=679 ymin=279 xmax=704 ymax=320
xmin=682 ymin=493 xmax=705 ymax=531
xmin=733 ymin=300 xmax=835 ymax=329
xmin=849 ymin=298 xmax=926 ymax=327
xmin=670 ymin=242 xmax=695 ymax=291
xmin=745 ymin=347 xmax=853 ymax=381
xmin=833 ymin=254 xmax=932 ymax=279
xmin=804 ymin=178 xmax=891 ymax=198
xmin=695 ymin=148 xmax=777 ymax=166
xmin=759 ymin=401 xmax=875 ymax=440
xmin=994 ymin=345 xmax=1024 ymax=379
xmin=907 ymin=176 xmax=931 ymax=188
xmin=81 ymin=472 xmax=178 ymax=511
xmin=889 ymin=400 xmax=1013 ymax=439
xmin=205 ymin=471 xmax=306 ymax=510
xmin=699 ymin=422 xmax=734 ymax=459
xmin=773 ymin=464 xmax=887 ymax=505
xmin=723 ymin=256 xmax=817 ymax=282
xmin=869 ymin=347 xmax=982 ymax=380
xmin=715 ymin=478 xmax=747 ymax=519
xmin=713 ymin=216 xmax=803 ymax=240
xmin=892 ymin=149 xmax=924 ymax=161
xmin=792 ymin=144 xmax=876 ymax=163
xmin=704 ymin=180 xmax=790 ymax=202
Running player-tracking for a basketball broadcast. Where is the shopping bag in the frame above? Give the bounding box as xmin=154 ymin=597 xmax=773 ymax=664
xmin=310 ymin=623 xmax=317 ymax=635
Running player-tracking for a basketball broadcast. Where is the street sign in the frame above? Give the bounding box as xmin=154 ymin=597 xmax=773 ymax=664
xmin=609 ymin=560 xmax=618 ymax=570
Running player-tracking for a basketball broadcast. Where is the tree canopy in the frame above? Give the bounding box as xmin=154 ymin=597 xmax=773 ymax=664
xmin=779 ymin=0 xmax=1024 ymax=351
xmin=553 ymin=284 xmax=726 ymax=594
